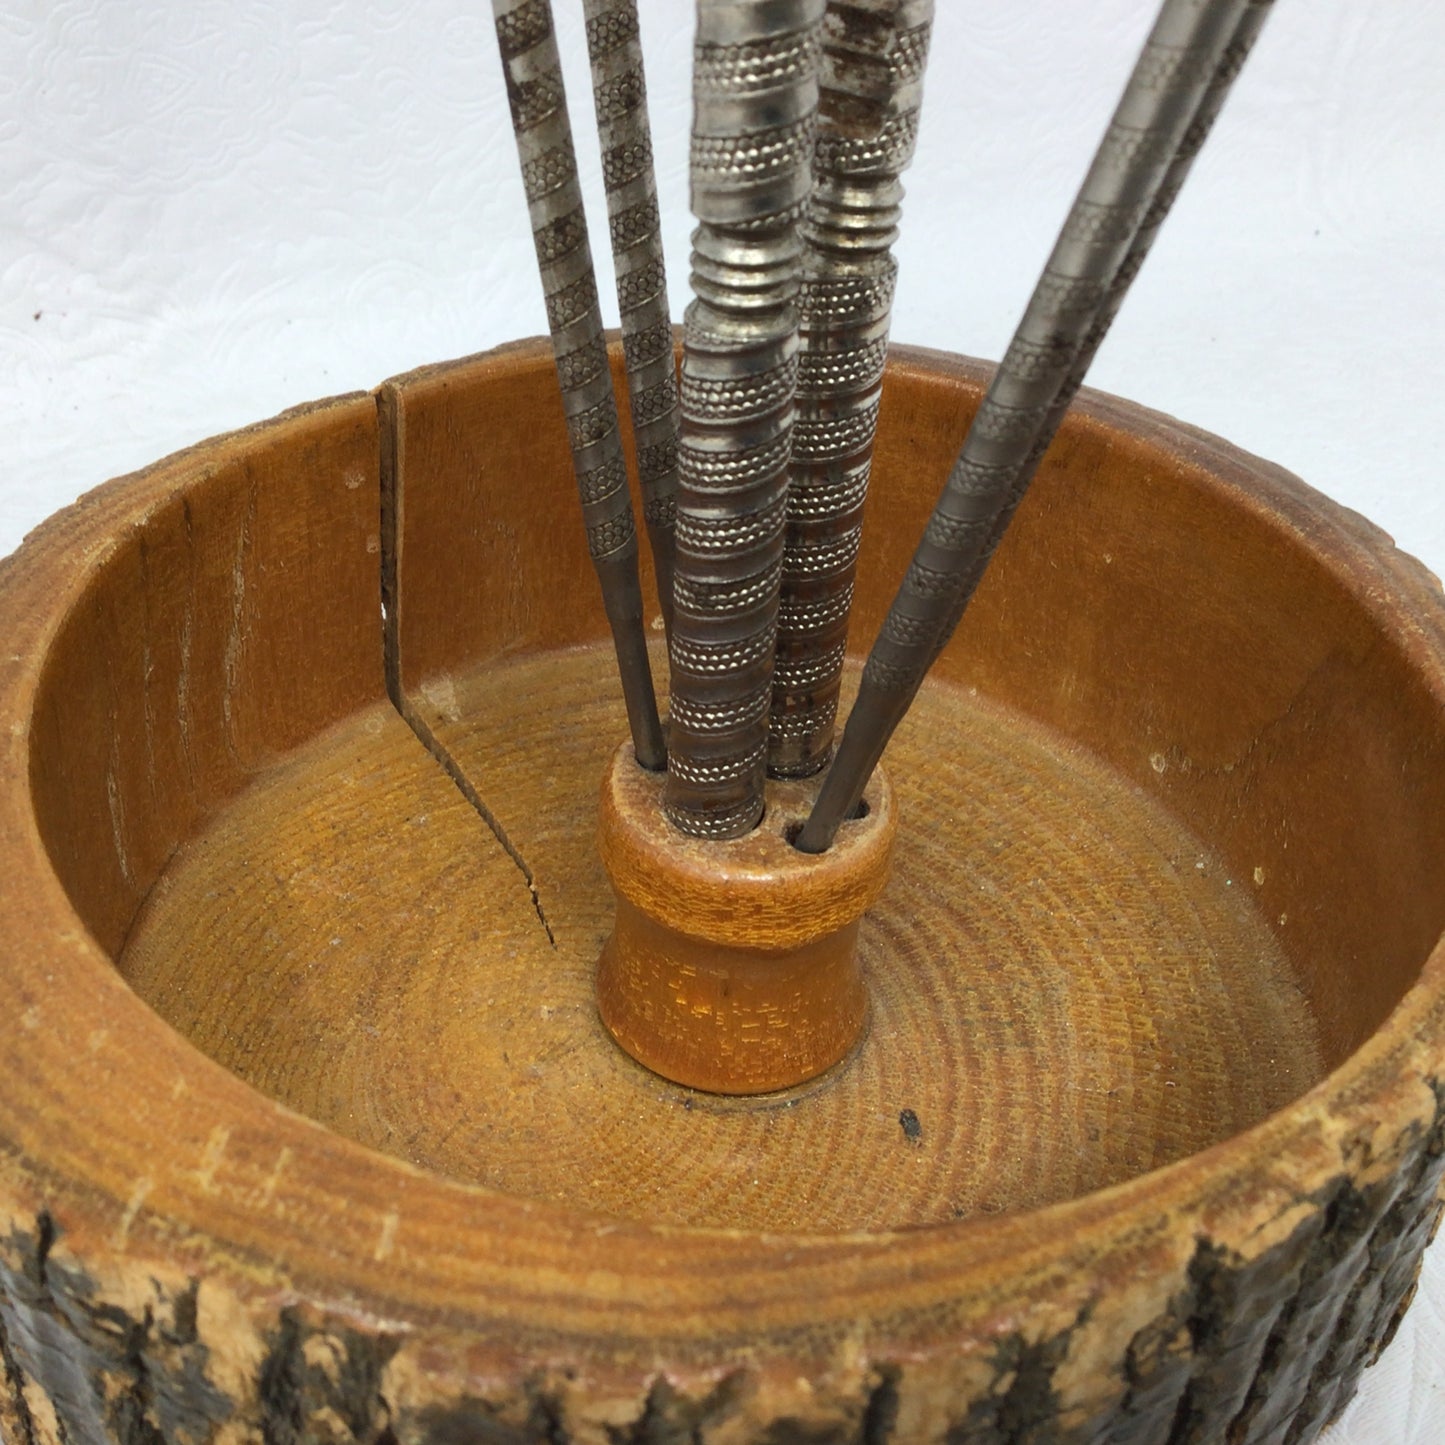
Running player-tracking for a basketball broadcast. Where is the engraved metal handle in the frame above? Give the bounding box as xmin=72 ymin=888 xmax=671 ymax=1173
xmin=663 ymin=0 xmax=827 ymax=838
xmin=583 ymin=0 xmax=681 ymax=630
xmin=799 ymin=0 xmax=1271 ymax=851
xmin=769 ymin=0 xmax=934 ymax=779
xmin=492 ymin=0 xmax=665 ymax=771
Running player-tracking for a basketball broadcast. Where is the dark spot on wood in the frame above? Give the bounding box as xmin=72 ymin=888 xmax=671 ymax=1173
xmin=165 ymin=1280 xmax=199 ymax=1348
xmin=31 ymin=1211 xmax=56 ymax=1294
xmin=944 ymin=1309 xmax=1088 ymax=1444
xmin=2 ymin=1213 xmax=233 ymax=1443
xmin=258 ymin=1308 xmax=400 ymax=1445
xmin=257 ymin=1311 xmax=306 ymax=1445
xmin=862 ymin=1364 xmax=901 ymax=1445
xmin=759 ymin=1417 xmax=854 ymax=1445
xmin=569 ymin=1369 xmax=753 ymax=1445
xmin=416 ymin=1397 xmax=535 ymax=1445
xmin=527 ymin=1382 xmax=571 ymax=1445
xmin=606 ymin=1375 xmax=678 ymax=1445
xmin=0 ymin=1301 xmax=40 ymax=1445
xmin=605 ymin=1374 xmax=701 ymax=1445
xmin=898 ymin=1108 xmax=921 ymax=1141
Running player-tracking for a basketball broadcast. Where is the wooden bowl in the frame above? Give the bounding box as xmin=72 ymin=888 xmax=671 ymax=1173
xmin=1 ymin=340 xmax=1441 ymax=1444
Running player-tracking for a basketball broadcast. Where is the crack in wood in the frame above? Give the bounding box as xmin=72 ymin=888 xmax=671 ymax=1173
xmin=375 ymin=388 xmax=558 ymax=951
xmin=393 ymin=701 xmax=558 ymax=949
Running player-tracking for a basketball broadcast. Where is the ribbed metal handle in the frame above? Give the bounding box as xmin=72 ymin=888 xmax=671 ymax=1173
xmin=663 ymin=0 xmax=827 ymax=838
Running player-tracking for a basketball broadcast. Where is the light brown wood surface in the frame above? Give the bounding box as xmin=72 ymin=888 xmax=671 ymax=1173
xmin=119 ymin=647 xmax=1321 ymax=1224
xmin=0 ymin=342 xmax=1442 ymax=1443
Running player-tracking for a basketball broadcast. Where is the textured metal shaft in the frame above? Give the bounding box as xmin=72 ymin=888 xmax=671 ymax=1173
xmin=582 ymin=0 xmax=680 ymax=630
xmin=798 ymin=0 xmax=1264 ymax=852
xmin=768 ymin=0 xmax=933 ymax=778
xmin=917 ymin=0 xmax=1276 ymax=679
xmin=492 ymin=0 xmax=665 ymax=770
xmin=662 ymin=0 xmax=827 ymax=838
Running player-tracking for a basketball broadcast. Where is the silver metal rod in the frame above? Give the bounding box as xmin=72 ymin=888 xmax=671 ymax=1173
xmin=798 ymin=0 xmax=1268 ymax=852
xmin=662 ymin=0 xmax=827 ymax=838
xmin=582 ymin=0 xmax=681 ymax=632
xmin=769 ymin=0 xmax=933 ymax=779
xmin=492 ymin=0 xmax=665 ymax=770
xmin=917 ymin=0 xmax=1276 ymax=678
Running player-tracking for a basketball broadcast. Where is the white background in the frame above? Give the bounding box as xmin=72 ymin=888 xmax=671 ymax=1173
xmin=1 ymin=3 xmax=1441 ymax=1437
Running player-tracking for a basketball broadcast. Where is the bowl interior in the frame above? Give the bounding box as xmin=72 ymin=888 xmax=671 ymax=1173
xmin=23 ymin=343 xmax=1445 ymax=1233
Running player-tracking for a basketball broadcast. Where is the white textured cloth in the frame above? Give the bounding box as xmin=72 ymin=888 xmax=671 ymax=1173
xmin=0 ymin=4 xmax=1440 ymax=1438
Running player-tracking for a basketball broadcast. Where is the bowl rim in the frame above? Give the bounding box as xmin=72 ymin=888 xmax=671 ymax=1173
xmin=1 ymin=338 xmax=1441 ymax=1368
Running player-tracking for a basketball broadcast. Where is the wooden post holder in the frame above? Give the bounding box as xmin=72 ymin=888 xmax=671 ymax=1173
xmin=0 ymin=341 xmax=1441 ymax=1443
xmin=596 ymin=745 xmax=895 ymax=1094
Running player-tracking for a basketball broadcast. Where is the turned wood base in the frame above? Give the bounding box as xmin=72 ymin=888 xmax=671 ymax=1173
xmin=0 ymin=342 xmax=1441 ymax=1443
xmin=595 ymin=744 xmax=895 ymax=1094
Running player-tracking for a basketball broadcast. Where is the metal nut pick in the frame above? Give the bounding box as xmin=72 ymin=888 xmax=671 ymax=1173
xmin=582 ymin=0 xmax=681 ymax=633
xmin=798 ymin=0 xmax=1266 ymax=852
xmin=768 ymin=0 xmax=933 ymax=779
xmin=918 ymin=0 xmax=1277 ymax=678
xmin=662 ymin=0 xmax=827 ymax=839
xmin=492 ymin=0 xmax=665 ymax=771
